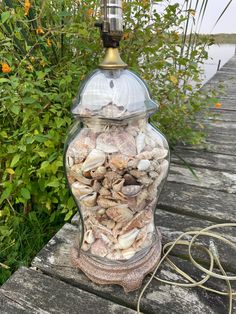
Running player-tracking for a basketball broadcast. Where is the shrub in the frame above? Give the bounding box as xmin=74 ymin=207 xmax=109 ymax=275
xmin=0 ymin=0 xmax=214 ymax=283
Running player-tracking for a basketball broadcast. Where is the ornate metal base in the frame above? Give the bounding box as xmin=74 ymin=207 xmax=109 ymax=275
xmin=71 ymin=228 xmax=162 ymax=293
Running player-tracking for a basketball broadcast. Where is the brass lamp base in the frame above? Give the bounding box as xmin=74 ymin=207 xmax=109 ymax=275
xmin=71 ymin=229 xmax=162 ymax=293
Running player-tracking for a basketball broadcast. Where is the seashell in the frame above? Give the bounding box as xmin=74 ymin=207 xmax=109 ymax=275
xmin=112 ymin=222 xmax=124 ymax=238
xmin=127 ymin=159 xmax=139 ymax=169
xmin=129 ymin=169 xmax=146 ymax=178
xmin=112 ymin=178 xmax=125 ymax=192
xmin=67 ymin=175 xmax=75 ymax=185
xmin=133 ymin=226 xmax=148 ymax=249
xmin=69 ymin=129 xmax=96 ymax=162
xmin=137 ymin=159 xmax=151 ymax=171
xmin=96 ymin=132 xmax=118 ymax=153
xmin=114 ymin=132 xmax=136 ymax=156
xmin=81 ymin=242 xmax=91 ymax=251
xmin=83 ymin=229 xmax=95 ymax=244
xmin=97 ymin=196 xmax=118 ymax=208
xmin=80 ymin=192 xmax=97 ymax=207
xmin=136 ymin=189 xmax=148 ymax=206
xmin=145 ymin=135 xmax=157 ymax=148
xmin=109 ymin=154 xmax=129 ymax=171
xmin=153 ymin=159 xmax=169 ymax=187
xmin=146 ymin=222 xmax=155 ymax=233
xmin=106 ymin=250 xmax=123 ymax=260
xmin=138 ymin=233 xmax=153 ymax=250
xmin=137 ymin=175 xmax=153 ymax=186
xmin=97 ymin=208 xmax=106 ymax=215
xmin=137 ymin=150 xmax=155 ymax=160
xmin=92 ymin=180 xmax=102 ymax=192
xmin=121 ymin=247 xmax=136 ymax=260
xmin=111 ymin=191 xmax=126 ymax=201
xmin=101 ymin=219 xmax=116 ymax=230
xmin=114 ymin=228 xmax=140 ymax=249
xmin=71 ymin=182 xmax=93 ymax=198
xmin=136 ymin=133 xmax=146 ymax=154
xmin=101 ymin=103 xmax=126 ymax=118
xmin=160 ymin=159 xmax=169 ymax=175
xmin=121 ymin=209 xmax=152 ymax=234
xmin=99 ymin=187 xmax=111 ymax=197
xmin=124 ymin=174 xmax=138 ymax=186
xmin=70 ymin=166 xmax=92 ymax=185
xmin=90 ymin=239 xmax=108 ymax=257
xmin=152 ymin=148 xmax=168 ymax=161
xmin=102 ymin=171 xmax=122 ymax=189
xmin=90 ymin=166 xmax=107 ymax=180
xmin=121 ymin=185 xmax=142 ymax=197
xmin=67 ymin=155 xmax=74 ymax=167
xmin=82 ymin=149 xmax=106 ymax=172
xmin=106 ymin=205 xmax=133 ymax=223
xmin=68 ymin=144 xmax=89 ymax=163
xmin=149 ymin=171 xmax=158 ymax=178
xmin=125 ymin=125 xmax=139 ymax=137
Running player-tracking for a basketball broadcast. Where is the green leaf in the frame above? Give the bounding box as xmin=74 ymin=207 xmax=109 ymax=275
xmin=10 ymin=155 xmax=20 ymax=167
xmin=1 ymin=12 xmax=11 ymax=24
xmin=20 ymin=188 xmax=31 ymax=200
xmin=47 ymin=181 xmax=60 ymax=188
xmin=64 ymin=210 xmax=73 ymax=221
xmin=0 ymin=78 xmax=10 ymax=84
xmin=10 ymin=105 xmax=20 ymax=115
xmin=0 ymin=186 xmax=13 ymax=204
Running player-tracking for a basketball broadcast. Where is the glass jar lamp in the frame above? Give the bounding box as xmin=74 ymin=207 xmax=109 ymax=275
xmin=64 ymin=0 xmax=170 ymax=292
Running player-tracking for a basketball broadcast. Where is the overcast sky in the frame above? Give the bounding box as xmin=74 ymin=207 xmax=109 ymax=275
xmin=157 ymin=0 xmax=236 ymax=34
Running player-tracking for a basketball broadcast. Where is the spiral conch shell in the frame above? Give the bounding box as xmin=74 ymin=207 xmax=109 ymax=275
xmin=81 ymin=149 xmax=106 ymax=172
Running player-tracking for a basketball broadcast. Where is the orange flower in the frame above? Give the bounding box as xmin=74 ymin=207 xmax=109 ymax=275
xmin=87 ymin=9 xmax=94 ymax=16
xmin=123 ymin=32 xmax=129 ymax=40
xmin=215 ymin=102 xmax=222 ymax=109
xmin=2 ymin=63 xmax=11 ymax=73
xmin=24 ymin=0 xmax=31 ymax=16
xmin=47 ymin=38 xmax=52 ymax=47
xmin=36 ymin=27 xmax=44 ymax=35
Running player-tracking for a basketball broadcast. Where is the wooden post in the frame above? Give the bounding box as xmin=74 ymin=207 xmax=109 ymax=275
xmin=217 ymin=59 xmax=221 ymax=71
xmin=235 ymin=44 xmax=236 ymax=55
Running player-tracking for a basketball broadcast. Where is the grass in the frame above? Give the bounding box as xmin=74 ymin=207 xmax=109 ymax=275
xmin=0 ymin=212 xmax=64 ymax=285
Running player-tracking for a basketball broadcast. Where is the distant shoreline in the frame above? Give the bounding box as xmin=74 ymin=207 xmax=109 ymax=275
xmin=197 ymin=33 xmax=236 ymax=44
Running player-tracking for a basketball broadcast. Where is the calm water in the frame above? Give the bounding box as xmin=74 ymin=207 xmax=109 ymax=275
xmin=201 ymin=44 xmax=236 ymax=84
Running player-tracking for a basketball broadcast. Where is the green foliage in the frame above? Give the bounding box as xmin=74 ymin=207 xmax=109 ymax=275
xmin=0 ymin=0 xmax=215 ymax=283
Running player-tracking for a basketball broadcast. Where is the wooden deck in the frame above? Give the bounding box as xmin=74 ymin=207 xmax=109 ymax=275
xmin=1 ymin=56 xmax=236 ymax=314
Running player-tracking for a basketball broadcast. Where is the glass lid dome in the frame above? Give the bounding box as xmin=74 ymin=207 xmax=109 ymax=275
xmin=72 ymin=68 xmax=158 ymax=120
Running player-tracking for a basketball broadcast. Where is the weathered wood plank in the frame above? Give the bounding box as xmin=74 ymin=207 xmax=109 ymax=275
xmin=1 ymin=267 xmax=136 ymax=314
xmin=157 ymin=210 xmax=236 ymax=273
xmin=168 ymin=164 xmax=236 ymax=193
xmin=31 ymin=223 xmax=233 ymax=314
xmin=178 ymin=143 xmax=236 ymax=156
xmin=171 ymin=149 xmax=236 ymax=172
xmin=0 ymin=291 xmax=32 ymax=314
xmin=208 ymin=110 xmax=236 ymax=122
xmin=159 ymin=181 xmax=236 ymax=223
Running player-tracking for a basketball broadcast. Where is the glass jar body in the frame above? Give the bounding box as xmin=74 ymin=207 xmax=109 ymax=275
xmin=64 ymin=114 xmax=169 ymax=265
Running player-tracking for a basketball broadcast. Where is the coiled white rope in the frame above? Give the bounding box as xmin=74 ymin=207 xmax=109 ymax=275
xmin=137 ymin=223 xmax=236 ymax=314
